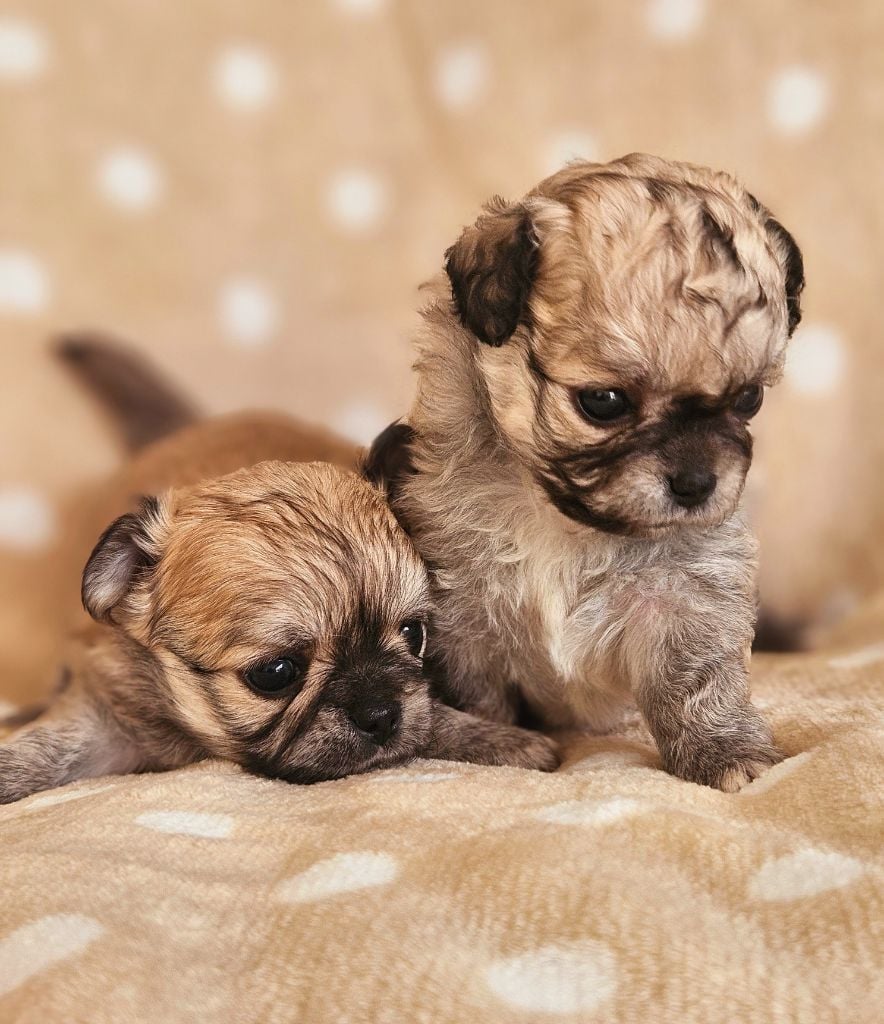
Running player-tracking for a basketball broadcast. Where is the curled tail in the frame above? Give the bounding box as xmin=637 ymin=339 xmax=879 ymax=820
xmin=55 ymin=331 xmax=199 ymax=452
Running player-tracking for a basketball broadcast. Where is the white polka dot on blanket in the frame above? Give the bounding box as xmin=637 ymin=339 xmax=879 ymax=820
xmin=646 ymin=0 xmax=706 ymax=41
xmin=829 ymin=642 xmax=884 ymax=671
xmin=369 ymin=769 xmax=461 ymax=784
xmin=748 ymin=848 xmax=865 ymax=902
xmin=433 ymin=42 xmax=489 ymax=110
xmin=276 ymin=851 xmax=398 ymax=904
xmin=486 ymin=941 xmax=618 ymax=1014
xmin=0 ymin=16 xmax=48 ymax=79
xmin=213 ymin=46 xmax=278 ymax=111
xmin=767 ymin=66 xmax=830 ymax=136
xmin=0 ymin=914 xmax=104 ymax=997
xmin=738 ymin=751 xmax=812 ymax=797
xmin=136 ymin=810 xmax=234 ymax=838
xmin=536 ymin=797 xmax=643 ymax=826
xmin=23 ymin=782 xmax=116 ymax=811
xmin=97 ymin=146 xmax=164 ymax=210
xmin=0 ymin=249 xmax=50 ymax=313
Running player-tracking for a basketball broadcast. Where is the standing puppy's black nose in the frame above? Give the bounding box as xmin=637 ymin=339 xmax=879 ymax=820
xmin=349 ymin=703 xmax=401 ymax=745
xmin=668 ymin=470 xmax=717 ymax=507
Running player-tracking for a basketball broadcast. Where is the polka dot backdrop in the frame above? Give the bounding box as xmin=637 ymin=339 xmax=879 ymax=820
xmin=0 ymin=0 xmax=882 ymax=635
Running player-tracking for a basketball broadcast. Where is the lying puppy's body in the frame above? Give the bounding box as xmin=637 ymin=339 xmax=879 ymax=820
xmin=0 ymin=459 xmax=556 ymax=803
xmin=369 ymin=154 xmax=805 ymax=791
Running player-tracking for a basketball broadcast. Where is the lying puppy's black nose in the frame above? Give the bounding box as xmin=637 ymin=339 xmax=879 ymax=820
xmin=349 ymin=702 xmax=400 ymax=745
xmin=668 ymin=470 xmax=717 ymax=507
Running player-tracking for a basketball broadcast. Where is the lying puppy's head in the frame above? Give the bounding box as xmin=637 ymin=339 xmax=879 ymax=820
xmin=442 ymin=153 xmax=804 ymax=537
xmin=82 ymin=461 xmax=434 ymax=782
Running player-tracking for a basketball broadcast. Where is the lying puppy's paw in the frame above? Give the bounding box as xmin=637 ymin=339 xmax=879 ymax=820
xmin=427 ymin=703 xmax=560 ymax=771
xmin=499 ymin=728 xmax=561 ymax=772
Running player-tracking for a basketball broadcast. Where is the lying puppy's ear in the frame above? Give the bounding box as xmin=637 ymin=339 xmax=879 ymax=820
xmin=747 ymin=193 xmax=805 ymax=337
xmin=82 ymin=496 xmax=166 ymax=623
xmin=445 ymin=198 xmax=540 ymax=347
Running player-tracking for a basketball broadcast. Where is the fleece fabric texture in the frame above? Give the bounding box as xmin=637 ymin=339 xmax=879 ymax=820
xmin=1 ymin=616 xmax=882 ymax=1023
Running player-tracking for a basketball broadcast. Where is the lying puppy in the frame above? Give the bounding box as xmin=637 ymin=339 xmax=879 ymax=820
xmin=0 ymin=460 xmax=557 ymax=803
xmin=368 ymin=153 xmax=805 ymax=791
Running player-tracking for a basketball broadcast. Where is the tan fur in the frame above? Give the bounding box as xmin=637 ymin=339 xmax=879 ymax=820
xmin=392 ymin=155 xmax=801 ymax=790
xmin=1 ymin=451 xmax=558 ymax=803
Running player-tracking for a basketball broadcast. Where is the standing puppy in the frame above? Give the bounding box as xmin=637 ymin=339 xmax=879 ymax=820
xmin=369 ymin=154 xmax=805 ymax=791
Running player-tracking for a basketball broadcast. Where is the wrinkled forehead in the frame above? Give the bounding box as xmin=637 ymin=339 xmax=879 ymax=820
xmin=531 ymin=177 xmax=788 ymax=394
xmin=154 ymin=513 xmax=429 ymax=664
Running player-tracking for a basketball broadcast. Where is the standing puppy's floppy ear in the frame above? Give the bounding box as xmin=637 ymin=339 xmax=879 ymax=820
xmin=747 ymin=193 xmax=805 ymax=337
xmin=82 ymin=495 xmax=166 ymax=623
xmin=765 ymin=217 xmax=805 ymax=336
xmin=444 ymin=198 xmax=540 ymax=347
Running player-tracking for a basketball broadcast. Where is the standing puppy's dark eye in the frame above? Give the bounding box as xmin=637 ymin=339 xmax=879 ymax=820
xmin=399 ymin=620 xmax=427 ymax=660
xmin=732 ymin=385 xmax=764 ymax=417
xmin=244 ymin=657 xmax=308 ymax=697
xmin=576 ymin=388 xmax=631 ymax=423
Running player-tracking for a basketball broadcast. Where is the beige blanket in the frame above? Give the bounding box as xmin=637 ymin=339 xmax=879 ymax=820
xmin=1 ymin=611 xmax=881 ymax=1023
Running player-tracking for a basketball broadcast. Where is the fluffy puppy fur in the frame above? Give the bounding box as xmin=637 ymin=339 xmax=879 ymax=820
xmin=368 ymin=153 xmax=805 ymax=791
xmin=0 ymin=461 xmax=557 ymax=804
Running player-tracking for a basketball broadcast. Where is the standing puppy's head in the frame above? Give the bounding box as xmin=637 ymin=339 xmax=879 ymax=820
xmin=442 ymin=153 xmax=804 ymax=536
xmin=82 ymin=461 xmax=434 ymax=782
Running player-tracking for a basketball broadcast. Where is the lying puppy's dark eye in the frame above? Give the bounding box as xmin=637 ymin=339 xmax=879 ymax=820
xmin=576 ymin=388 xmax=630 ymax=423
xmin=732 ymin=384 xmax=764 ymax=417
xmin=245 ymin=657 xmax=308 ymax=697
xmin=399 ymin=620 xmax=427 ymax=660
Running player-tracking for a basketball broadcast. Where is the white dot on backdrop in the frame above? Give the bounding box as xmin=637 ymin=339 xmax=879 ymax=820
xmin=333 ymin=0 xmax=388 ymax=14
xmin=646 ymin=0 xmax=706 ymax=40
xmin=544 ymin=130 xmax=599 ymax=175
xmin=486 ymin=941 xmax=618 ymax=1014
xmin=0 ymin=249 xmax=49 ymax=313
xmin=325 ymin=168 xmax=390 ymax=233
xmin=433 ymin=43 xmax=489 ymax=110
xmin=332 ymin=401 xmax=391 ymax=445
xmin=218 ymin=278 xmax=279 ymax=347
xmin=768 ymin=66 xmax=830 ymax=136
xmin=0 ymin=16 xmax=48 ymax=79
xmin=785 ymin=324 xmax=845 ymax=396
xmin=0 ymin=487 xmax=56 ymax=549
xmin=97 ymin=146 xmax=164 ymax=210
xmin=213 ymin=46 xmax=278 ymax=110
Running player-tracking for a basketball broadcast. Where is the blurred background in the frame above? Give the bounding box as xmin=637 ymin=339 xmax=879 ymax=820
xmin=0 ymin=0 xmax=882 ymax=678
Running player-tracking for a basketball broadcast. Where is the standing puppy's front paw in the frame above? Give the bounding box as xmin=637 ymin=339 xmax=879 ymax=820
xmin=671 ymin=741 xmax=784 ymax=792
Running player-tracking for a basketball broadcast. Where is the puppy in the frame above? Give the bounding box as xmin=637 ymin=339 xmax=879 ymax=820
xmin=0 ymin=460 xmax=557 ymax=803
xmin=367 ymin=153 xmax=805 ymax=791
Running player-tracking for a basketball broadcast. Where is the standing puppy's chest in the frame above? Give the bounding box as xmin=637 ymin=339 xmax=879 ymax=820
xmin=451 ymin=539 xmax=641 ymax=728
